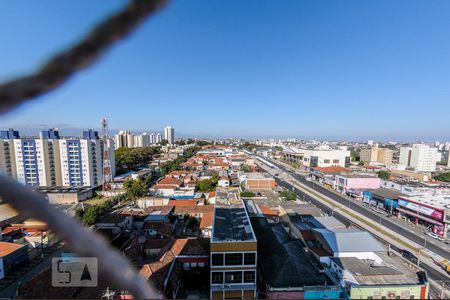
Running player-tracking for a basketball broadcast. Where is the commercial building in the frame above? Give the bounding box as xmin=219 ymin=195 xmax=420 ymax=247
xmin=334 ymin=175 xmax=381 ymax=196
xmin=164 ymin=126 xmax=175 ymax=144
xmin=362 ymin=188 xmax=405 ymax=212
xmin=360 ymin=144 xmax=393 ymax=165
xmin=0 ymin=129 xmax=115 ymax=187
xmin=396 ymin=194 xmax=450 ymax=237
xmin=283 ymin=146 xmax=350 ymax=168
xmin=399 ymin=144 xmax=441 ymax=172
xmin=309 ymin=228 xmax=429 ymax=299
xmin=0 ymin=242 xmax=29 ymax=279
xmin=239 ymin=173 xmax=276 ymax=190
xmin=210 ymin=187 xmax=257 ymax=300
xmin=251 ymin=218 xmax=343 ymax=299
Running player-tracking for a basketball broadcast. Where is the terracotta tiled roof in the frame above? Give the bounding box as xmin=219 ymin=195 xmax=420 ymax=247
xmin=313 ymin=166 xmax=350 ymax=173
xmin=173 ymin=205 xmax=214 ymax=216
xmin=199 ymin=212 xmax=213 ymax=229
xmin=208 ymin=191 xmax=216 ymax=198
xmin=158 ymin=176 xmax=182 ymax=186
xmin=151 ymin=184 xmax=179 ymax=190
xmin=0 ymin=241 xmax=26 ymax=257
xmin=168 ymin=199 xmax=197 ymax=206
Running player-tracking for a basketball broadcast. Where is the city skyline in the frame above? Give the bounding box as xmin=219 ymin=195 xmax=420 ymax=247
xmin=1 ymin=0 xmax=450 ymax=140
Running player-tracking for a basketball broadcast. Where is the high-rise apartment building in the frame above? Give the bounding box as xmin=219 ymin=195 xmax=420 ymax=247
xmin=360 ymin=144 xmax=393 ymax=164
xmin=133 ymin=133 xmax=151 ymax=148
xmin=399 ymin=144 xmax=441 ymax=172
xmin=0 ymin=129 xmax=115 ymax=187
xmin=156 ymin=133 xmax=162 ymax=144
xmin=149 ymin=133 xmax=155 ymax=144
xmin=114 ymin=130 xmax=134 ymax=149
xmin=164 ymin=126 xmax=175 ymax=144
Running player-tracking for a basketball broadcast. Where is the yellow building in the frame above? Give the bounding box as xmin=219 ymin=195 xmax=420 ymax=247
xmin=360 ymin=144 xmax=393 ymax=165
xmin=210 ymin=187 xmax=257 ymax=300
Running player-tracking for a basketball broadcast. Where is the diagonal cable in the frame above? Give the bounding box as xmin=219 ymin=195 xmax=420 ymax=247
xmin=0 ymin=0 xmax=169 ymax=114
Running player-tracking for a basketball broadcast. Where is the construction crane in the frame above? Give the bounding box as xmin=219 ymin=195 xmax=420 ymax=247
xmin=101 ymin=117 xmax=112 ymax=191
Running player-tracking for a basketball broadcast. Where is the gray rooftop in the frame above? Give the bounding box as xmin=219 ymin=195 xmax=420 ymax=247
xmin=313 ymin=228 xmax=385 ymax=253
xmin=251 ymin=218 xmax=337 ymax=289
xmin=212 ymin=187 xmax=255 ymax=242
xmin=331 ymin=252 xmax=425 ymax=285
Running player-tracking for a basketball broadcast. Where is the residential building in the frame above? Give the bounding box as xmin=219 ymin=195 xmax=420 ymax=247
xmin=156 ymin=133 xmax=162 ymax=144
xmin=164 ymin=126 xmax=175 ymax=144
xmin=0 ymin=129 xmax=115 ymax=187
xmin=133 ymin=132 xmax=151 ymax=148
xmin=283 ymin=146 xmax=350 ymax=168
xmin=114 ymin=130 xmax=134 ymax=149
xmin=399 ymin=144 xmax=441 ymax=172
xmin=210 ymin=187 xmax=257 ymax=300
xmin=0 ymin=242 xmax=29 ymax=279
xmin=13 ymin=134 xmax=61 ymax=186
xmin=360 ymin=144 xmax=393 ymax=164
xmin=149 ymin=132 xmax=156 ymax=144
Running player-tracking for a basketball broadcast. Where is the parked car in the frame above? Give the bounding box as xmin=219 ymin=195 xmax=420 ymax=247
xmin=426 ymin=232 xmax=444 ymax=241
xmin=400 ymin=249 xmax=418 ymax=264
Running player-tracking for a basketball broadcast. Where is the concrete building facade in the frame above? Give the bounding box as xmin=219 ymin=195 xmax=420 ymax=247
xmin=164 ymin=126 xmax=175 ymax=144
xmin=399 ymin=144 xmax=441 ymax=172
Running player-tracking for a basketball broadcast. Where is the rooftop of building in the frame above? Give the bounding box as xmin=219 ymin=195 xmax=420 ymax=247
xmin=251 ymin=218 xmax=335 ymax=289
xmin=33 ymin=186 xmax=94 ymax=194
xmin=336 ymin=174 xmax=379 ymax=179
xmin=243 ymin=172 xmax=275 ymax=180
xmin=331 ymin=252 xmax=425 ymax=285
xmin=312 ymin=228 xmax=385 ymax=254
xmin=369 ymin=188 xmax=406 ymax=200
xmin=313 ymin=166 xmax=351 ymax=174
xmin=0 ymin=241 xmax=26 ymax=257
xmin=212 ymin=187 xmax=255 ymax=243
xmin=399 ymin=193 xmax=450 ymax=210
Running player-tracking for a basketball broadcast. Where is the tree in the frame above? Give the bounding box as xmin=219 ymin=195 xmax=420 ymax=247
xmin=159 ymin=139 xmax=169 ymax=146
xmin=241 ymin=191 xmax=255 ymax=197
xmin=434 ymin=172 xmax=450 ymax=182
xmin=241 ymin=164 xmax=252 ymax=172
xmin=280 ymin=190 xmax=297 ymax=201
xmin=274 ymin=146 xmax=283 ymax=152
xmin=124 ymin=179 xmax=148 ymax=198
xmin=175 ymin=140 xmax=186 ymax=146
xmin=196 ymin=178 xmax=217 ymax=192
xmin=377 ymin=170 xmax=391 ymax=180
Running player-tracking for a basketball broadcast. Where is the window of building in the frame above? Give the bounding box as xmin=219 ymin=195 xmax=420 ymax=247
xmin=225 ymin=271 xmax=242 ymax=284
xmin=211 ymin=253 xmax=224 ymax=266
xmin=225 ymin=253 xmax=243 ymax=265
xmin=324 ymin=159 xmax=330 ymax=163
xmin=244 ymin=253 xmax=256 ymax=265
xmin=244 ymin=271 xmax=256 ymax=283
xmin=333 ymin=159 xmax=339 ymax=163
xmin=212 ymin=272 xmax=223 ymax=284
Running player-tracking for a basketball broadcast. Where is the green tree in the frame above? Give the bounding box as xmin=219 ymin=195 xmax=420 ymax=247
xmin=434 ymin=172 xmax=450 ymax=182
xmin=280 ymin=190 xmax=297 ymax=201
xmin=159 ymin=139 xmax=169 ymax=146
xmin=377 ymin=170 xmax=391 ymax=180
xmin=241 ymin=164 xmax=252 ymax=172
xmin=175 ymin=140 xmax=186 ymax=146
xmin=241 ymin=191 xmax=256 ymax=197
xmin=274 ymin=146 xmax=283 ymax=152
xmin=124 ymin=179 xmax=148 ymax=198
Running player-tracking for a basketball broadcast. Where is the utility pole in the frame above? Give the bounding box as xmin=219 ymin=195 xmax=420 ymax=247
xmin=101 ymin=117 xmax=112 ymax=191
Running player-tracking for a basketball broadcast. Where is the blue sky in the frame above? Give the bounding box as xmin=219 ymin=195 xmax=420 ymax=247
xmin=1 ymin=0 xmax=450 ymax=141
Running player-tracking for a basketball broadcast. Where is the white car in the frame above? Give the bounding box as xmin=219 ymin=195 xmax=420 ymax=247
xmin=305 ymin=177 xmax=313 ymax=182
xmin=426 ymin=232 xmax=444 ymax=241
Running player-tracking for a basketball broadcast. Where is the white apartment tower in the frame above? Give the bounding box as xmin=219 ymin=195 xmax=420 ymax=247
xmin=0 ymin=129 xmax=115 ymax=187
xmin=133 ymin=133 xmax=151 ymax=148
xmin=399 ymin=144 xmax=441 ymax=172
xmin=114 ymin=130 xmax=134 ymax=149
xmin=164 ymin=126 xmax=175 ymax=144
xmin=156 ymin=133 xmax=162 ymax=144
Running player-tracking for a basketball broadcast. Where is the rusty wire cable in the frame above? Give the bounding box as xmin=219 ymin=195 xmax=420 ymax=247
xmin=0 ymin=0 xmax=170 ymax=298
xmin=0 ymin=0 xmax=169 ymax=115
